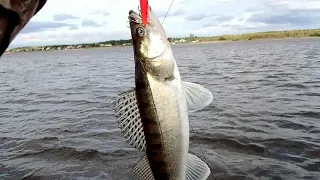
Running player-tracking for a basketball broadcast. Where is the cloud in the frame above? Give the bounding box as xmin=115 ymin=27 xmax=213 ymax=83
xmin=13 ymin=29 xmax=129 ymax=47
xmin=154 ymin=9 xmax=187 ymax=18
xmin=81 ymin=19 xmax=103 ymax=27
xmin=185 ymin=14 xmax=208 ymax=21
xmin=20 ymin=21 xmax=78 ymax=34
xmin=247 ymin=0 xmax=320 ymax=26
xmin=202 ymin=15 xmax=234 ymax=27
xmin=9 ymin=0 xmax=320 ymax=48
xmin=177 ymin=0 xmax=193 ymax=4
xmin=53 ymin=14 xmax=79 ymax=21
xmin=91 ymin=10 xmax=110 ymax=16
xmin=248 ymin=12 xmax=314 ymax=25
xmin=69 ymin=26 xmax=79 ymax=30
xmin=263 ymin=0 xmax=320 ymax=12
xmin=215 ymin=15 xmax=234 ymax=22
xmin=170 ymin=9 xmax=187 ymax=16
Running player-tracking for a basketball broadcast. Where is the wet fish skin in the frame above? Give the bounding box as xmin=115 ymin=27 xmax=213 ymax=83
xmin=0 ymin=0 xmax=47 ymax=56
xmin=113 ymin=6 xmax=212 ymax=180
xmin=129 ymin=7 xmax=189 ymax=179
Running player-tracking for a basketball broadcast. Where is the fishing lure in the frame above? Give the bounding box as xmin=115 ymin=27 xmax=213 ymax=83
xmin=140 ymin=0 xmax=148 ymax=25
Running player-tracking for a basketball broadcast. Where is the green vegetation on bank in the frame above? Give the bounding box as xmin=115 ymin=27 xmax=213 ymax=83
xmin=196 ymin=28 xmax=320 ymax=42
xmin=7 ymin=28 xmax=320 ymax=53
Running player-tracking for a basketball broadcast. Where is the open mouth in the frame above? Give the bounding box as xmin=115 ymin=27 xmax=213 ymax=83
xmin=128 ymin=10 xmax=142 ymax=24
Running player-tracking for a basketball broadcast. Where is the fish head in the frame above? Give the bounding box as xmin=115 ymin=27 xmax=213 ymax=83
xmin=128 ymin=6 xmax=175 ymax=80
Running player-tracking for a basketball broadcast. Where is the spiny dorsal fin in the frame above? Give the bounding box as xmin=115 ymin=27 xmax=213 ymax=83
xmin=182 ymin=81 xmax=213 ymax=112
xmin=114 ymin=89 xmax=146 ymax=151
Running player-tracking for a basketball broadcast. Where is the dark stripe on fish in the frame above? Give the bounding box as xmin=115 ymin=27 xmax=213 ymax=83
xmin=135 ymin=64 xmax=171 ymax=179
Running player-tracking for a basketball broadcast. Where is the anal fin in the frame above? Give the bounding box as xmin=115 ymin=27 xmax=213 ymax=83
xmin=186 ymin=153 xmax=211 ymax=180
xmin=131 ymin=153 xmax=211 ymax=180
xmin=114 ymin=89 xmax=146 ymax=151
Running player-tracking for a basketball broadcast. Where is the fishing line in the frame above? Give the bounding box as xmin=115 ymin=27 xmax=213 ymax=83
xmin=162 ymin=0 xmax=176 ymax=24
xmin=161 ymin=0 xmax=217 ymax=178
xmin=189 ymin=122 xmax=217 ymax=180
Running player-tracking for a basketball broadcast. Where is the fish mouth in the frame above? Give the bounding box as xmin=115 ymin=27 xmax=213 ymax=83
xmin=128 ymin=10 xmax=142 ymax=24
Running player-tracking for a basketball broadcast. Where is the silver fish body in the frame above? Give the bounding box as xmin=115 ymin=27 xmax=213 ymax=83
xmin=115 ymin=6 xmax=213 ymax=180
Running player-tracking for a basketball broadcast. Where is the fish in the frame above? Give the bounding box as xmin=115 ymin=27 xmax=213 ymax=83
xmin=114 ymin=6 xmax=213 ymax=180
xmin=0 ymin=0 xmax=47 ymax=56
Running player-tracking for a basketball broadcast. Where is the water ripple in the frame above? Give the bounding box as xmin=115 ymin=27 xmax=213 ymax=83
xmin=1 ymin=39 xmax=320 ymax=179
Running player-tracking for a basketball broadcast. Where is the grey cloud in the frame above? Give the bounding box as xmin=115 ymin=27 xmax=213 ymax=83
xmin=215 ymin=15 xmax=234 ymax=22
xmin=263 ymin=0 xmax=320 ymax=12
xmin=102 ymin=12 xmax=110 ymax=16
xmin=171 ymin=9 xmax=187 ymax=16
xmin=245 ymin=7 xmax=260 ymax=13
xmin=202 ymin=15 xmax=234 ymax=27
xmin=21 ymin=21 xmax=78 ymax=34
xmin=15 ymin=30 xmax=130 ymax=47
xmin=179 ymin=0 xmax=193 ymax=4
xmin=244 ymin=1 xmax=320 ymax=27
xmin=81 ymin=19 xmax=103 ymax=27
xmin=249 ymin=13 xmax=313 ymax=25
xmin=91 ymin=10 xmax=110 ymax=16
xmin=69 ymin=26 xmax=79 ymax=30
xmin=154 ymin=10 xmax=167 ymax=18
xmin=185 ymin=14 xmax=207 ymax=21
xmin=247 ymin=3 xmax=320 ymax=26
xmin=220 ymin=24 xmax=253 ymax=30
xmin=53 ymin=14 xmax=79 ymax=21
xmin=203 ymin=23 xmax=217 ymax=28
xmin=154 ymin=9 xmax=187 ymax=18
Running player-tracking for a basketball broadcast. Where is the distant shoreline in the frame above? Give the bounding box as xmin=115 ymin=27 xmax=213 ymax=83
xmin=180 ymin=36 xmax=320 ymax=45
xmin=5 ymin=29 xmax=320 ymax=54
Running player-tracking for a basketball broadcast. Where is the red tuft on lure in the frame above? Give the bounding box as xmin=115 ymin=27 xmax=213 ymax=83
xmin=140 ymin=0 xmax=148 ymax=25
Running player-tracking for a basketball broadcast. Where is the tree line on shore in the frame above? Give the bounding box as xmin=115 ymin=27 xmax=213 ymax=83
xmin=8 ymin=28 xmax=320 ymax=52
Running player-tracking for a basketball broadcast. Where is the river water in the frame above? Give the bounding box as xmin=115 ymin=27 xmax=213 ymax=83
xmin=1 ymin=39 xmax=319 ymax=180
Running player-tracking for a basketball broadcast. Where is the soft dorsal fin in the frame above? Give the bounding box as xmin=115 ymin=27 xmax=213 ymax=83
xmin=114 ymin=89 xmax=146 ymax=151
xmin=182 ymin=81 xmax=213 ymax=112
xmin=130 ymin=153 xmax=211 ymax=180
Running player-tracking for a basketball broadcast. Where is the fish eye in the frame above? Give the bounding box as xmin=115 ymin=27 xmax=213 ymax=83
xmin=136 ymin=27 xmax=145 ymax=37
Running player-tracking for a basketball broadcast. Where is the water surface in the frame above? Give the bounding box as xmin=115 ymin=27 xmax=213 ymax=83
xmin=1 ymin=39 xmax=320 ymax=179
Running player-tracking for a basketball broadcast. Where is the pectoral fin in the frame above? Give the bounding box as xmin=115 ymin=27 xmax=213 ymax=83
xmin=114 ymin=89 xmax=146 ymax=151
xmin=182 ymin=81 xmax=213 ymax=112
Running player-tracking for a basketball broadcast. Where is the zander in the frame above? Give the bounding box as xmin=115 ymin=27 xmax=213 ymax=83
xmin=114 ymin=6 xmax=213 ymax=180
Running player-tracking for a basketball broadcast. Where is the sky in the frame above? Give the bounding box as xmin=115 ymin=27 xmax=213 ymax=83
xmin=9 ymin=0 xmax=320 ymax=48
